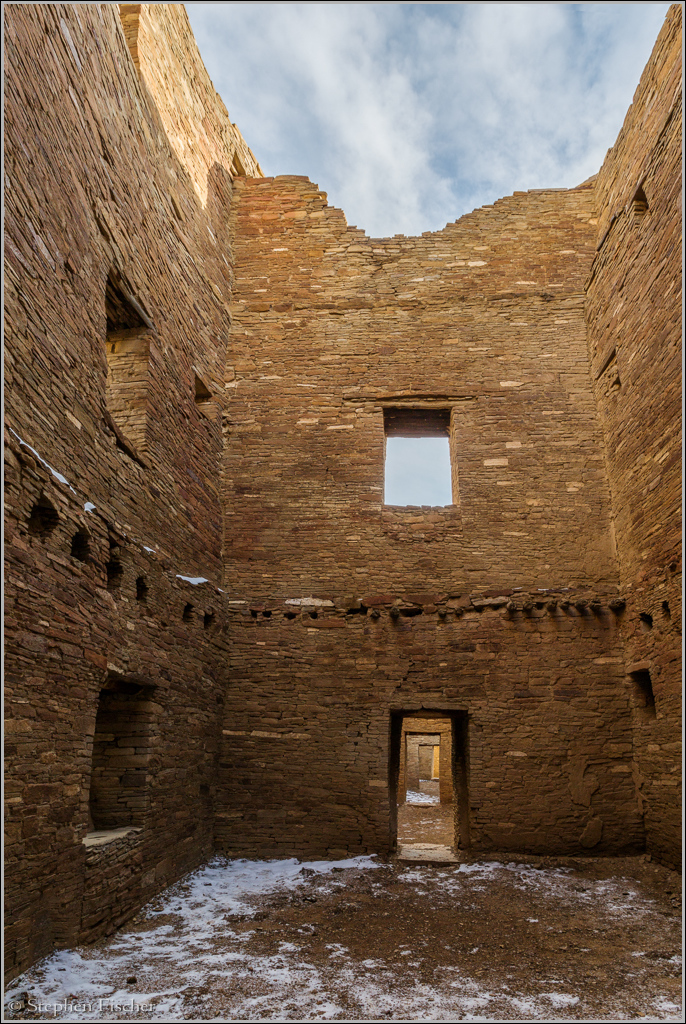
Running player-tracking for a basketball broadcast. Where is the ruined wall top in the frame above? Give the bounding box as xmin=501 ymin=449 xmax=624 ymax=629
xmin=119 ymin=4 xmax=262 ymax=204
xmin=594 ymin=3 xmax=681 ymax=241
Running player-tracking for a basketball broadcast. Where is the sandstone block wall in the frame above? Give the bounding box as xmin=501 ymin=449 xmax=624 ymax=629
xmin=223 ymin=175 xmax=617 ymax=597
xmin=4 ymin=2 xmax=239 ymax=575
xmin=585 ymin=4 xmax=682 ymax=868
xmin=119 ymin=3 xmax=261 ymax=201
xmin=3 ymin=2 xmax=247 ymax=979
xmin=215 ymin=600 xmax=644 ymax=860
xmin=3 ymin=427 xmax=229 ymax=977
xmin=215 ymin=151 xmax=644 ymax=864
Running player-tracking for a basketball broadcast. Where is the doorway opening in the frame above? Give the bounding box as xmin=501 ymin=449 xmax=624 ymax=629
xmin=389 ymin=710 xmax=470 ymax=858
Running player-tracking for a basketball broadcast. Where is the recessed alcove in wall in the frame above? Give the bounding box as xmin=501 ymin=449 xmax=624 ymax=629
xmin=70 ymin=528 xmax=91 ymax=562
xmin=629 ymin=668 xmax=657 ymax=721
xmin=194 ymin=372 xmax=220 ymax=420
xmin=631 ymin=183 xmax=649 ymax=219
xmin=106 ymin=543 xmax=123 ymax=590
xmin=383 ymin=407 xmax=456 ymax=507
xmin=596 ymin=348 xmax=621 ymax=398
xmin=105 ymin=269 xmax=153 ymax=455
xmin=88 ymin=676 xmax=158 ymax=831
xmin=27 ymin=493 xmax=59 ymax=536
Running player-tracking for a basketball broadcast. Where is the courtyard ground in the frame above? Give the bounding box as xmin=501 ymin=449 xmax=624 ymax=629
xmin=4 ymin=844 xmax=681 ymax=1022
xmin=398 ymin=796 xmax=455 ymax=847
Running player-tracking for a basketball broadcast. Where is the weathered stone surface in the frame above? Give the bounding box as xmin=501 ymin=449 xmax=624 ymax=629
xmin=580 ymin=817 xmax=604 ymax=848
xmin=3 ymin=2 xmax=245 ymax=982
xmin=584 ymin=6 xmax=682 ymax=872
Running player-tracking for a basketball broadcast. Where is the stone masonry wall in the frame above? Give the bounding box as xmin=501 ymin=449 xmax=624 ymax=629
xmin=4 ymin=433 xmax=229 ymax=975
xmin=586 ymin=4 xmax=682 ymax=868
xmin=215 ymin=162 xmax=641 ymax=862
xmin=3 ymin=3 xmax=250 ymax=980
xmin=216 ymin=599 xmax=643 ymax=860
xmin=4 ymin=2 xmax=240 ymax=575
xmin=120 ymin=3 xmax=261 ymax=202
xmin=223 ymin=175 xmax=618 ymax=597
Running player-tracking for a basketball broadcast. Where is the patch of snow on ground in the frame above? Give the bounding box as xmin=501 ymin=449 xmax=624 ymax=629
xmin=654 ymin=997 xmax=682 ymax=1014
xmin=4 ymin=856 xmax=682 ymax=1023
xmin=544 ymin=992 xmax=580 ymax=1007
xmin=405 ymin=789 xmax=440 ymax=804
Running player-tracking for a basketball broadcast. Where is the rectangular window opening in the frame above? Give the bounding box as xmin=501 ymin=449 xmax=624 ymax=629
xmin=629 ymin=668 xmax=656 ymax=720
xmin=383 ymin=407 xmax=457 ymax=507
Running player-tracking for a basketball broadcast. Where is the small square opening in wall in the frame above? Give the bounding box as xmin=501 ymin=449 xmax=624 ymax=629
xmin=194 ymin=373 xmax=220 ymax=420
xmin=630 ymin=668 xmax=656 ymax=720
xmin=383 ymin=407 xmax=455 ymax=507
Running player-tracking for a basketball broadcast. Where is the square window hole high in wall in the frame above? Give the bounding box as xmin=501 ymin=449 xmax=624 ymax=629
xmin=383 ymin=407 xmax=455 ymax=507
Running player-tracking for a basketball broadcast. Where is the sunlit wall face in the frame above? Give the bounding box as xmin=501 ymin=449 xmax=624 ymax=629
xmin=384 ymin=436 xmax=453 ymax=507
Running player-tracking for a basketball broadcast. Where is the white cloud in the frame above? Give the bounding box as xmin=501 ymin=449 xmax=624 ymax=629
xmin=187 ymin=2 xmax=671 ymax=237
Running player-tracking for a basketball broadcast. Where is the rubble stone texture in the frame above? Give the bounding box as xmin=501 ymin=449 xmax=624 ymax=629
xmin=3 ymin=2 xmax=681 ymax=983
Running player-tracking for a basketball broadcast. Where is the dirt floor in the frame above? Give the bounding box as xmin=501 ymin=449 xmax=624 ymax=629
xmin=398 ymin=801 xmax=454 ymax=846
xmin=5 ymin=848 xmax=682 ymax=1022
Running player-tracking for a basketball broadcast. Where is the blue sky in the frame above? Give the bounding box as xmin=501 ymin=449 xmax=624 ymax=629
xmin=385 ymin=438 xmax=453 ymax=506
xmin=187 ymin=2 xmax=670 ymax=238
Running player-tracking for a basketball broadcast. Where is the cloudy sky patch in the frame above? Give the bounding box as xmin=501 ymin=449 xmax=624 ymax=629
xmin=384 ymin=437 xmax=454 ymax=507
xmin=187 ymin=2 xmax=670 ymax=237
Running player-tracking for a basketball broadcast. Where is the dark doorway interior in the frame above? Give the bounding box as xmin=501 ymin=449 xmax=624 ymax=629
xmin=389 ymin=709 xmax=470 ymax=854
